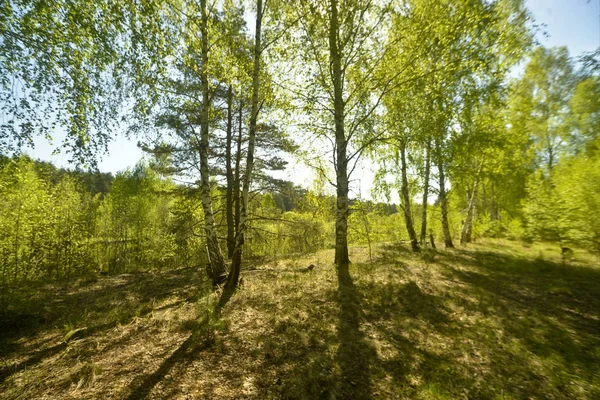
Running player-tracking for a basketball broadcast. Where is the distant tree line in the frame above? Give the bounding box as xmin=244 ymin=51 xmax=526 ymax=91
xmin=0 ymin=155 xmax=406 ymax=307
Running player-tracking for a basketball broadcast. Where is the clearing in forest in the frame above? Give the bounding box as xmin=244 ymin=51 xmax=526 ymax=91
xmin=0 ymin=240 xmax=599 ymax=399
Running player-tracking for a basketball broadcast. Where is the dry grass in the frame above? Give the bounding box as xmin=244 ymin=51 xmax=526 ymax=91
xmin=1 ymin=240 xmax=599 ymax=399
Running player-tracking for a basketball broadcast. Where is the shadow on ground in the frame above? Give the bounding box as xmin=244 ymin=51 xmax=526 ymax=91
xmin=1 ymin=242 xmax=599 ymax=399
xmin=125 ymin=331 xmax=213 ymax=400
xmin=0 ymin=266 xmax=206 ymax=388
xmin=335 ymin=277 xmax=376 ymax=399
xmin=435 ymin=249 xmax=600 ymax=394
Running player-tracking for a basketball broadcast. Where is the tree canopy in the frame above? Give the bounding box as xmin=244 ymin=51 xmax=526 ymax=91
xmin=1 ymin=0 xmax=599 ymax=292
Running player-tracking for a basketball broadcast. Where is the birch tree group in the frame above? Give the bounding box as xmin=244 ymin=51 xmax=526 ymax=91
xmin=3 ymin=0 xmax=599 ymax=297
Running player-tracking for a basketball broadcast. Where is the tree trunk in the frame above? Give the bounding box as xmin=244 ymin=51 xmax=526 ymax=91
xmin=234 ymin=99 xmax=243 ymax=236
xmin=437 ymin=157 xmax=454 ymax=248
xmin=330 ymin=0 xmax=351 ymax=285
xmin=460 ymin=164 xmax=483 ymax=246
xmin=359 ymin=205 xmax=372 ymax=261
xmin=399 ymin=142 xmax=420 ymax=252
xmin=481 ymin=183 xmax=488 ymax=218
xmin=225 ymin=86 xmax=235 ymax=259
xmin=460 ymin=186 xmax=477 ymax=246
xmin=14 ymin=200 xmax=21 ymax=281
xmin=200 ymin=0 xmax=227 ymax=284
xmin=224 ymin=0 xmax=263 ymax=293
xmin=490 ymin=184 xmax=498 ymax=221
xmin=547 ymin=138 xmax=555 ymax=175
xmin=420 ymin=140 xmax=431 ymax=245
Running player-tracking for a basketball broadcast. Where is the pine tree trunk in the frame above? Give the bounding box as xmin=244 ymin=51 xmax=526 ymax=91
xmin=200 ymin=0 xmax=227 ymax=284
xmin=420 ymin=140 xmax=431 ymax=245
xmin=400 ymin=142 xmax=420 ymax=252
xmin=225 ymin=0 xmax=262 ymax=293
xmin=225 ymin=86 xmax=235 ymax=259
xmin=437 ymin=157 xmax=454 ymax=248
xmin=330 ymin=0 xmax=351 ymax=285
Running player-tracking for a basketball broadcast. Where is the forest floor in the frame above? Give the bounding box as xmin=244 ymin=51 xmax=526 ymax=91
xmin=0 ymin=239 xmax=599 ymax=399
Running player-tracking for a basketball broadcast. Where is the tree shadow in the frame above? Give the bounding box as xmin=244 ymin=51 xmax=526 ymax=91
xmin=4 ymin=244 xmax=598 ymax=399
xmin=244 ymin=265 xmax=459 ymax=398
xmin=434 ymin=249 xmax=600 ymax=397
xmin=0 ymin=267 xmax=206 ymax=385
xmin=230 ymin=269 xmax=378 ymax=399
xmin=335 ymin=276 xmax=376 ymax=399
xmin=0 ymin=320 xmax=134 ymax=385
xmin=358 ymin=278 xmax=476 ymax=397
xmin=1 ymin=267 xmax=201 ymax=336
xmin=377 ymin=243 xmax=414 ymax=263
xmin=365 ymin=280 xmax=450 ymax=326
xmin=125 ymin=330 xmax=212 ymax=400
xmin=352 ymin=243 xmax=600 ymax=398
xmin=0 ymin=341 xmax=67 ymax=384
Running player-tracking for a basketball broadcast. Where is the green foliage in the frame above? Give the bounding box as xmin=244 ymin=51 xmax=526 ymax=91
xmin=524 ymin=153 xmax=600 ymax=252
xmin=95 ymin=162 xmax=179 ymax=272
xmin=0 ymin=158 xmax=195 ymax=305
xmin=509 ymin=46 xmax=575 ymax=173
xmin=279 ymin=211 xmax=330 ymax=255
xmin=504 ymin=45 xmax=600 ymax=251
xmin=523 ymin=171 xmax=569 ymax=244
xmin=3 ymin=2 xmax=600 ymax=396
xmin=239 ymin=191 xmax=334 ymax=259
xmin=348 ymin=201 xmax=404 ymax=250
xmin=0 ymin=0 xmax=160 ymax=164
xmin=570 ymin=76 xmax=600 ymax=153
xmin=0 ymin=157 xmax=51 ymax=284
xmin=1 ymin=0 xmax=598 ymax=281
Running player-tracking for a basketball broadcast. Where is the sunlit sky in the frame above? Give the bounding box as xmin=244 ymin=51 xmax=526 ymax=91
xmin=28 ymin=0 xmax=600 ymax=198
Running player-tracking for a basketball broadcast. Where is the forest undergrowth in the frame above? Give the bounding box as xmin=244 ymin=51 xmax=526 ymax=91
xmin=0 ymin=239 xmax=598 ymax=399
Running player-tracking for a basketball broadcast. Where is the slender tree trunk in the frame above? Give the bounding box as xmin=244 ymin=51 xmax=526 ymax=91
xmin=225 ymin=86 xmax=235 ymax=259
xmin=420 ymin=140 xmax=431 ymax=245
xmin=460 ymin=164 xmax=483 ymax=246
xmin=482 ymin=184 xmax=488 ymax=218
xmin=359 ymin=205 xmax=372 ymax=261
xmin=200 ymin=0 xmax=227 ymax=284
xmin=224 ymin=0 xmax=262 ymax=293
xmin=14 ymin=200 xmax=21 ymax=281
xmin=234 ymin=99 xmax=243 ymax=236
xmin=330 ymin=0 xmax=351 ymax=285
xmin=399 ymin=142 xmax=420 ymax=252
xmin=547 ymin=138 xmax=554 ymax=175
xmin=429 ymin=232 xmax=436 ymax=249
xmin=437 ymin=156 xmax=454 ymax=248
xmin=460 ymin=186 xmax=477 ymax=246
xmin=490 ymin=184 xmax=498 ymax=221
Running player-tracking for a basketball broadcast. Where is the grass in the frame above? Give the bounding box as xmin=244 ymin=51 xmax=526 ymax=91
xmin=0 ymin=239 xmax=599 ymax=399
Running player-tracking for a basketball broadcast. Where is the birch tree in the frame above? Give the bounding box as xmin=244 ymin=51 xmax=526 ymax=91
xmin=286 ymin=0 xmax=397 ymax=284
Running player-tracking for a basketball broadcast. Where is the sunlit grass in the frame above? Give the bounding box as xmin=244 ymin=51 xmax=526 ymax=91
xmin=0 ymin=240 xmax=598 ymax=399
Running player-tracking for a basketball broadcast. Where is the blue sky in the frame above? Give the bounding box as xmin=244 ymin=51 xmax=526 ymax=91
xmin=27 ymin=0 xmax=600 ymax=178
xmin=529 ymin=0 xmax=599 ymax=57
